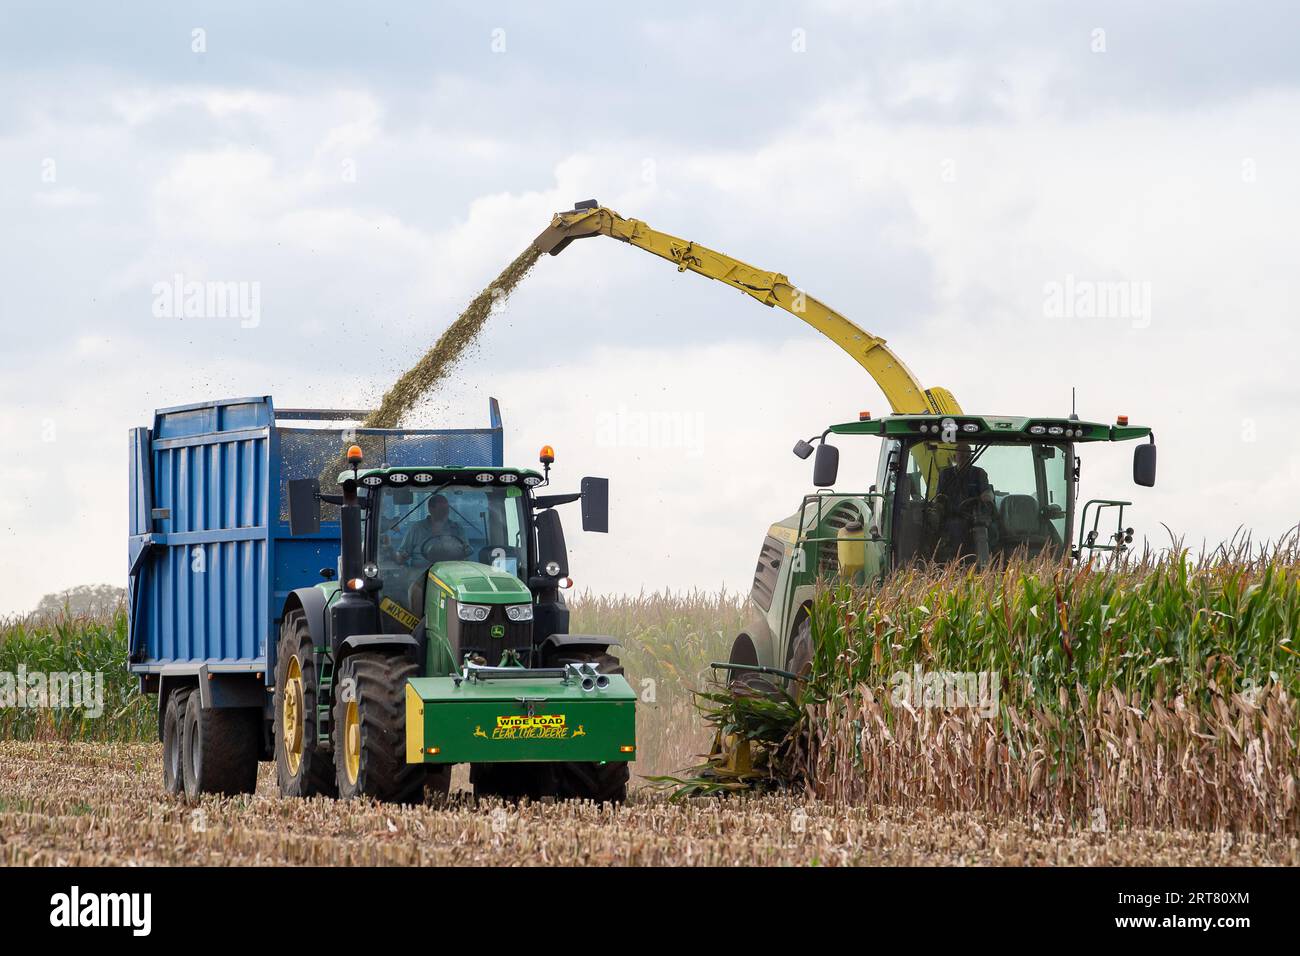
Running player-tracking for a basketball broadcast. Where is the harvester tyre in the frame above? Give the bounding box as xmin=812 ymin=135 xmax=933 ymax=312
xmin=162 ymin=687 xmax=192 ymax=796
xmin=333 ymin=652 xmax=425 ymax=805
xmin=181 ymin=693 xmax=260 ymax=799
xmin=274 ymin=611 xmax=337 ymax=798
xmin=543 ymin=648 xmax=630 ymax=804
xmin=787 ymin=616 xmax=814 ymax=683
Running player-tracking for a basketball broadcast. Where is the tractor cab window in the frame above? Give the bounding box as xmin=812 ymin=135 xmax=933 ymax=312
xmin=371 ymin=482 xmax=529 ymax=615
xmin=892 ymin=440 xmax=1069 ymax=566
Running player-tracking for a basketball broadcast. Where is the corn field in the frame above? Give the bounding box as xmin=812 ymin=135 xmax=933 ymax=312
xmin=695 ymin=542 xmax=1300 ymax=835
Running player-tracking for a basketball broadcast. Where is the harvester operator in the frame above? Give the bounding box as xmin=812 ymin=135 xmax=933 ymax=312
xmin=934 ymin=443 xmax=995 ymax=562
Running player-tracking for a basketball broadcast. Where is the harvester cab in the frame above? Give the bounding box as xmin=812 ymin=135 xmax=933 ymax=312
xmin=723 ymin=411 xmax=1157 ymax=682
xmin=801 ymin=411 xmax=1157 ymax=575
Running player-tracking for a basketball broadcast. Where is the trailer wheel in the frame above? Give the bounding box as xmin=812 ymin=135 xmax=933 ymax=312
xmin=181 ymin=693 xmax=259 ymax=799
xmin=544 ymin=648 xmax=630 ymax=804
xmin=274 ymin=611 xmax=337 ymax=798
xmin=333 ymin=652 xmax=425 ymax=804
xmin=162 ymin=687 xmax=193 ymax=795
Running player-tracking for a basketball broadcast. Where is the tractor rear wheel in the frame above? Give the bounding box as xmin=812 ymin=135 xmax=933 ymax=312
xmin=274 ymin=611 xmax=337 ymax=798
xmin=162 ymin=687 xmax=192 ymax=795
xmin=333 ymin=652 xmax=425 ymax=804
xmin=181 ymin=693 xmax=260 ymax=799
xmin=544 ymin=648 xmax=630 ymax=804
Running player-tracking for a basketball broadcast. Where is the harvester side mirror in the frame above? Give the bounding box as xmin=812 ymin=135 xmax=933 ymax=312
xmin=580 ymin=476 xmax=609 ymax=533
xmin=793 ymin=439 xmax=815 ymax=460
xmin=812 ymin=442 xmax=840 ymax=488
xmin=288 ymin=479 xmax=322 ymax=536
xmin=535 ymin=508 xmax=569 ymax=578
xmin=1133 ymin=443 xmax=1157 ymax=487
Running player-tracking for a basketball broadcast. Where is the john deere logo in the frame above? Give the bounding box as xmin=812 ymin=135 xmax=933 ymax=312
xmin=490 ymin=624 xmax=505 ymax=639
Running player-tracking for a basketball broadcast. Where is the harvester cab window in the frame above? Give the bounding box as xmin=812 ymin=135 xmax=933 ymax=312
xmin=891 ymin=439 xmax=1070 ymax=565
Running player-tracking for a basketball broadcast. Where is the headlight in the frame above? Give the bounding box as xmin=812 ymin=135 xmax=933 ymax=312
xmin=522 ymin=475 xmax=542 ymax=487
xmin=361 ymin=475 xmax=384 ymax=486
xmin=498 ymin=473 xmax=518 ymax=484
xmin=1048 ymin=425 xmax=1064 ymax=436
xmin=961 ymin=422 xmax=978 ymax=432
xmin=363 ymin=562 xmax=379 ymax=579
xmin=1028 ymin=425 xmax=1046 ymax=435
xmin=388 ymin=472 xmax=409 ymax=484
xmin=505 ymin=604 xmax=533 ymax=622
xmin=545 ymin=560 xmax=561 ymax=577
xmin=475 ymin=473 xmax=495 ymax=483
xmin=457 ymin=604 xmax=491 ymax=622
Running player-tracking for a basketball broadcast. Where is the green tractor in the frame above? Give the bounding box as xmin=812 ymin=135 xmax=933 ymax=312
xmin=282 ymin=444 xmax=635 ymax=803
xmin=722 ymin=411 xmax=1158 ymax=682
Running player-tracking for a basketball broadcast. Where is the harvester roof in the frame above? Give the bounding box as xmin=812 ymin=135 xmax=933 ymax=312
xmin=829 ymin=413 xmax=1151 ymax=443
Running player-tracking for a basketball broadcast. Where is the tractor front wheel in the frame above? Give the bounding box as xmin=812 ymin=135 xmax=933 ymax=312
xmin=333 ymin=652 xmax=425 ymax=804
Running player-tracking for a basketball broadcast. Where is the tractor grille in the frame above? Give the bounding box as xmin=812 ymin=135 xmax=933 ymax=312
xmin=456 ymin=604 xmax=533 ymax=663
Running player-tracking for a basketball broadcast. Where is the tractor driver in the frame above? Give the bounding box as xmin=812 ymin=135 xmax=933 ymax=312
xmin=934 ymin=443 xmax=995 ymax=561
xmin=396 ymin=494 xmax=470 ymax=612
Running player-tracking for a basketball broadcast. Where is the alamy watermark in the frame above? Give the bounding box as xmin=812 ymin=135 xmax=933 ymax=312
xmin=1043 ymin=275 xmax=1151 ymax=328
xmin=594 ymin=404 xmax=705 ymax=457
xmin=0 ymin=666 xmax=104 ymax=718
xmin=152 ymin=274 xmax=261 ymax=328
xmin=890 ymin=665 xmax=1000 ymax=718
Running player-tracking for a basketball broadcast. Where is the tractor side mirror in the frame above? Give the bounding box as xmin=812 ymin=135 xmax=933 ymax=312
xmin=535 ymin=508 xmax=569 ymax=578
xmin=812 ymin=442 xmax=840 ymax=488
xmin=1133 ymin=443 xmax=1157 ymax=487
xmin=580 ymin=476 xmax=609 ymax=533
xmin=288 ymin=479 xmax=321 ymax=536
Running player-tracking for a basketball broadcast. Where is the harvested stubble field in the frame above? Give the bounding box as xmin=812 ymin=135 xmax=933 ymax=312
xmin=2 ymin=741 xmax=1294 ymax=866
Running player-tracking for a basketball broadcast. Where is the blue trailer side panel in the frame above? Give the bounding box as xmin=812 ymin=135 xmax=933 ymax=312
xmin=132 ymin=398 xmax=274 ymax=674
xmin=129 ymin=397 xmax=504 ymax=685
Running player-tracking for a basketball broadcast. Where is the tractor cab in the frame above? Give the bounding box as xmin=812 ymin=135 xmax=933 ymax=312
xmin=287 ymin=447 xmax=611 ymax=676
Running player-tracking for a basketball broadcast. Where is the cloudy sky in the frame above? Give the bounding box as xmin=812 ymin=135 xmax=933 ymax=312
xmin=2 ymin=1 xmax=1298 ymax=614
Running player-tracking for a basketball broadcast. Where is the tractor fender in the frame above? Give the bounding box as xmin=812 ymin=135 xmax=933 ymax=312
xmin=282 ymin=587 xmax=331 ymax=650
xmin=337 ymin=634 xmax=420 ymax=664
xmin=538 ymin=633 xmax=621 ymax=657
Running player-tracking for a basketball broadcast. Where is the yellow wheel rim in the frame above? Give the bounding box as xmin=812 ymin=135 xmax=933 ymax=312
xmin=283 ymin=656 xmax=305 ymax=775
xmin=344 ymin=700 xmax=360 ymax=786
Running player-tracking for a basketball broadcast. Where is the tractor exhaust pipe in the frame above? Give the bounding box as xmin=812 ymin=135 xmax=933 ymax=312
xmin=569 ymin=661 xmax=609 ymax=692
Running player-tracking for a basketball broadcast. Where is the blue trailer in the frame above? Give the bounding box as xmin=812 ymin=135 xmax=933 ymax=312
xmin=128 ymin=395 xmax=633 ymax=804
